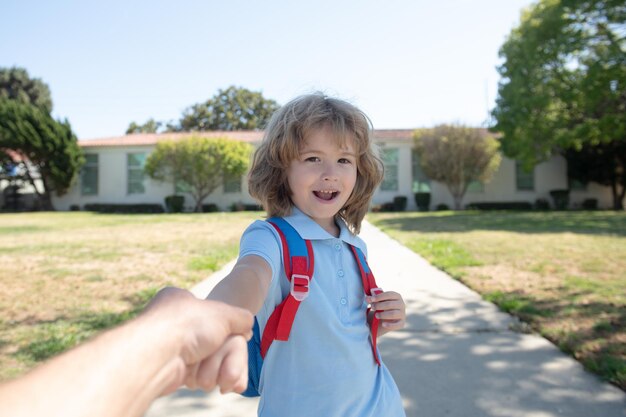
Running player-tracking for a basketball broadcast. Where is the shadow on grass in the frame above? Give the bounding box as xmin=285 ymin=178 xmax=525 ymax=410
xmin=371 ymin=211 xmax=626 ymax=237
xmin=14 ymin=287 xmax=160 ymax=363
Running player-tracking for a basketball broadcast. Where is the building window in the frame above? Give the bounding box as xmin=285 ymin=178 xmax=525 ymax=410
xmin=127 ymin=153 xmax=146 ymax=194
xmin=516 ymin=161 xmax=534 ymax=191
xmin=81 ymin=154 xmax=98 ymax=196
xmin=223 ymin=174 xmax=242 ymax=193
xmin=411 ymin=149 xmax=431 ymax=192
xmin=467 ymin=180 xmax=484 ymax=193
xmin=569 ymin=178 xmax=587 ymax=191
xmin=380 ymin=148 xmax=399 ymax=191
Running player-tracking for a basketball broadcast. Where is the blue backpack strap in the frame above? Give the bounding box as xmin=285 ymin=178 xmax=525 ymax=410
xmin=242 ymin=318 xmax=263 ymax=397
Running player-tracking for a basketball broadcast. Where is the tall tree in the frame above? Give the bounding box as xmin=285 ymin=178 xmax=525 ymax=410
xmin=0 ymin=99 xmax=84 ymax=210
xmin=144 ymin=136 xmax=251 ymax=212
xmin=126 ymin=118 xmax=162 ymax=134
xmin=566 ymin=141 xmax=626 ymax=204
xmin=178 ymin=86 xmax=279 ymax=131
xmin=0 ymin=67 xmax=53 ymax=113
xmin=492 ymin=0 xmax=626 ymax=209
xmin=414 ymin=125 xmax=502 ymax=210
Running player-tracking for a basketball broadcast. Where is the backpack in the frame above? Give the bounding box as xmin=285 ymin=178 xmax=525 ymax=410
xmin=242 ymin=217 xmax=382 ymax=397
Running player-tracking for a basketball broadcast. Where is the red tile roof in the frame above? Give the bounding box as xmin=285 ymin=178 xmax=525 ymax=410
xmin=80 ymin=131 xmax=264 ymax=147
xmin=1 ymin=149 xmax=26 ymax=162
xmin=79 ymin=129 xmax=418 ymax=147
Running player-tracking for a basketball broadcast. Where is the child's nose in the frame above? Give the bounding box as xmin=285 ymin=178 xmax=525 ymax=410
xmin=322 ymin=163 xmax=339 ymax=181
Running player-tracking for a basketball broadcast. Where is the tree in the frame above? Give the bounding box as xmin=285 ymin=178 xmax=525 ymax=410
xmin=566 ymin=141 xmax=626 ymax=203
xmin=413 ymin=125 xmax=502 ymax=210
xmin=0 ymin=67 xmax=53 ymax=113
xmin=144 ymin=136 xmax=251 ymax=212
xmin=178 ymin=86 xmax=279 ymax=131
xmin=492 ymin=0 xmax=626 ymax=209
xmin=0 ymin=99 xmax=84 ymax=210
xmin=126 ymin=118 xmax=163 ymax=134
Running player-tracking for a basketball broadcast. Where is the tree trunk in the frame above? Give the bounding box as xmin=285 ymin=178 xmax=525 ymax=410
xmin=39 ymin=191 xmax=54 ymax=211
xmin=453 ymin=194 xmax=463 ymax=211
xmin=23 ymin=163 xmax=54 ymax=210
xmin=612 ymin=184 xmax=625 ymax=210
xmin=193 ymin=193 xmax=210 ymax=213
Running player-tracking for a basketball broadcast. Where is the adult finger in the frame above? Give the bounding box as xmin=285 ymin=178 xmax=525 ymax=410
xmin=184 ymin=361 xmax=202 ymax=390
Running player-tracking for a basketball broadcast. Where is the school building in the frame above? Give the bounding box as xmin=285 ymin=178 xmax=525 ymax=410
xmin=1 ymin=130 xmax=619 ymax=212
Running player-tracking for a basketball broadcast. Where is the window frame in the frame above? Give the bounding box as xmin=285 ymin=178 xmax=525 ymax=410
xmin=81 ymin=153 xmax=99 ymax=196
xmin=380 ymin=147 xmax=399 ymax=191
xmin=127 ymin=153 xmax=146 ymax=195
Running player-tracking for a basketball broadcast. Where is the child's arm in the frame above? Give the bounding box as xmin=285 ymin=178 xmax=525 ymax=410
xmin=206 ymin=254 xmax=272 ymax=315
xmin=366 ymin=291 xmax=406 ymax=337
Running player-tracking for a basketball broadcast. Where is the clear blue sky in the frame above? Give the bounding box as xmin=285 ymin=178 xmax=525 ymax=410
xmin=1 ymin=0 xmax=534 ymax=139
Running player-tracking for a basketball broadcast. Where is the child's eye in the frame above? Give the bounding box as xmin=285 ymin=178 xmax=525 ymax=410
xmin=338 ymin=158 xmax=352 ymax=164
xmin=305 ymin=156 xmax=320 ymax=162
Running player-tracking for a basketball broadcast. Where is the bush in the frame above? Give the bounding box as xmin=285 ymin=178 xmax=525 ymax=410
xmin=83 ymin=204 xmax=164 ymax=214
xmin=465 ymin=202 xmax=533 ymax=210
xmin=414 ymin=192 xmax=431 ymax=211
xmin=379 ymin=202 xmax=397 ymax=212
xmin=393 ymin=196 xmax=407 ymax=211
xmin=549 ymin=189 xmax=570 ymax=210
xmin=244 ymin=203 xmax=263 ymax=211
xmin=582 ymin=198 xmax=598 ymax=210
xmin=436 ymin=203 xmax=450 ymax=211
xmin=229 ymin=202 xmax=245 ymax=212
xmin=69 ymin=204 xmax=80 ymax=211
xmin=202 ymin=203 xmax=219 ymax=213
xmin=164 ymin=195 xmax=185 ymax=213
xmin=534 ymin=198 xmax=550 ymax=210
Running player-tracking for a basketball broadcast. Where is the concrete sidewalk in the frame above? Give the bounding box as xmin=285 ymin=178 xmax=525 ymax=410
xmin=145 ymin=221 xmax=625 ymax=417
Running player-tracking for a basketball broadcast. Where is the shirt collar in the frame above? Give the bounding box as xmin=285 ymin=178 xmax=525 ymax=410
xmin=282 ymin=207 xmax=366 ymax=251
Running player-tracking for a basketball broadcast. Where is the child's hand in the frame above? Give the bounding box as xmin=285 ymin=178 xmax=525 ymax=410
xmin=366 ymin=291 xmax=406 ymax=334
xmin=183 ymin=334 xmax=249 ymax=394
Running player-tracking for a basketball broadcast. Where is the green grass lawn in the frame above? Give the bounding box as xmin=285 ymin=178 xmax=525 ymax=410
xmin=368 ymin=210 xmax=626 ymax=390
xmin=0 ymin=211 xmax=262 ymax=381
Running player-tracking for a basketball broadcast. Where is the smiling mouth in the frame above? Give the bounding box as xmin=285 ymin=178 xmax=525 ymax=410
xmin=313 ymin=190 xmax=339 ymax=201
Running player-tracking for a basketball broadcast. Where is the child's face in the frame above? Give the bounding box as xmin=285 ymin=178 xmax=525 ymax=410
xmin=287 ymin=126 xmax=357 ymax=230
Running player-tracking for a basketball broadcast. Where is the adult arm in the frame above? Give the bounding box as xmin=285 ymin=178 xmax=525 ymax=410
xmin=0 ymin=287 xmax=253 ymax=417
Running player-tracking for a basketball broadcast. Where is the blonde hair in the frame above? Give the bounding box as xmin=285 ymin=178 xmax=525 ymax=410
xmin=248 ymin=92 xmax=383 ymax=234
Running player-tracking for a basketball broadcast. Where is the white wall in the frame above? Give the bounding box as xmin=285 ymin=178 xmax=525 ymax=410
xmin=53 ymin=145 xmax=259 ymax=211
xmin=368 ymin=143 xmax=618 ymax=211
xmin=51 ymin=139 xmax=621 ymax=212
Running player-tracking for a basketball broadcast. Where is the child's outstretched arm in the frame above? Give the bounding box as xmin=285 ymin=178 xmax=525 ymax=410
xmin=366 ymin=291 xmax=406 ymax=337
xmin=206 ymin=255 xmax=272 ymax=315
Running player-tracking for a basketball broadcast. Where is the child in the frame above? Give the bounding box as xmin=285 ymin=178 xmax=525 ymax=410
xmin=207 ymin=92 xmax=406 ymax=416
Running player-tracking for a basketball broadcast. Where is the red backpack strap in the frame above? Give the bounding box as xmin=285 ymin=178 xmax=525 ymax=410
xmin=350 ymin=245 xmax=382 ymax=366
xmin=260 ymin=218 xmax=314 ymax=358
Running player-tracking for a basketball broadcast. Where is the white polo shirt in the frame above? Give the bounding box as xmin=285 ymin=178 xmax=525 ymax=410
xmin=239 ymin=207 xmax=405 ymax=417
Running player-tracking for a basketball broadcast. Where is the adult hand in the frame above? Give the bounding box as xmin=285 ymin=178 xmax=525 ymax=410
xmin=142 ymin=287 xmax=253 ymax=395
xmin=0 ymin=286 xmax=254 ymax=417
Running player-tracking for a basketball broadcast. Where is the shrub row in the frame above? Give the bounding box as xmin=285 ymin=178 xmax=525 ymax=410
xmin=465 ymin=202 xmax=533 ymax=210
xmin=83 ymin=203 xmax=165 ymax=213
